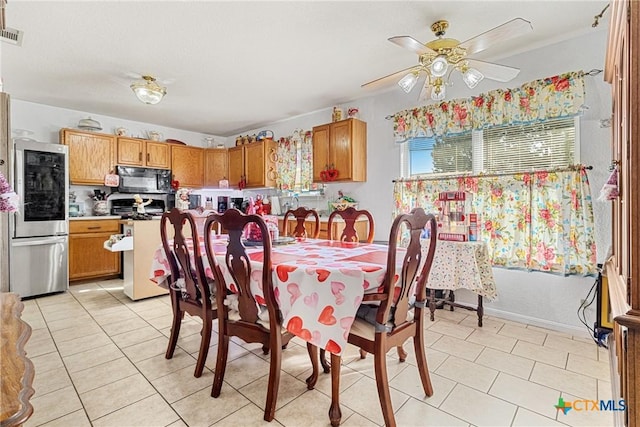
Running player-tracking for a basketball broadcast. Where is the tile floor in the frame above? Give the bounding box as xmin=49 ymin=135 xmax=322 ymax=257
xmin=20 ymin=279 xmax=614 ymax=427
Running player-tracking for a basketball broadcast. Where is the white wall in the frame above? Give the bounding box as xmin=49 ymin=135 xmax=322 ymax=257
xmin=237 ymin=29 xmax=613 ymax=335
xmin=9 ymin=29 xmax=612 ymax=334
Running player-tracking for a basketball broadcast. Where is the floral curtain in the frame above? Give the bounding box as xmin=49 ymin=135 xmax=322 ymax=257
xmin=393 ymin=71 xmax=586 ymax=141
xmin=392 ymin=167 xmax=597 ymax=275
xmin=275 ymin=129 xmax=313 ymax=191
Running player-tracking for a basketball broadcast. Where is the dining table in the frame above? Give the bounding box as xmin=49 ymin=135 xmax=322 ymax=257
xmin=150 ymin=237 xmax=402 ymax=356
xmin=150 ymin=236 xmax=414 ymax=426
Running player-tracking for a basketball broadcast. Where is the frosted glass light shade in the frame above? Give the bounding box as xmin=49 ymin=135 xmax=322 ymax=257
xmin=430 ymin=56 xmax=449 ymax=77
xmin=398 ymin=73 xmax=419 ymax=93
xmin=130 ymin=76 xmax=167 ymax=105
xmin=431 ymin=84 xmax=446 ymax=101
xmin=462 ymin=68 xmax=484 ymax=89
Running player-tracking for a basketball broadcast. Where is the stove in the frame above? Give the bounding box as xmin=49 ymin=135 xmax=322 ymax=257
xmin=111 ymin=198 xmax=165 ymax=219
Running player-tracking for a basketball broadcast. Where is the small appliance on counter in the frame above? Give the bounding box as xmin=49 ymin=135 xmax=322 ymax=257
xmin=188 ymin=194 xmax=201 ymax=209
xmin=230 ymin=197 xmax=244 ymax=211
xmin=217 ymin=196 xmax=229 ymax=212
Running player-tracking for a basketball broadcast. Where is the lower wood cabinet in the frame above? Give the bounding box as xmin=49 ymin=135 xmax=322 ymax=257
xmin=69 ymin=219 xmax=121 ymax=282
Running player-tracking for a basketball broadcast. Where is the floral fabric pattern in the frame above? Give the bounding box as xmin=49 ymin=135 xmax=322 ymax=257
xmin=392 ymin=167 xmax=596 ymax=275
xmin=275 ymin=129 xmax=313 ymax=191
xmin=393 ymin=71 xmax=586 ymax=141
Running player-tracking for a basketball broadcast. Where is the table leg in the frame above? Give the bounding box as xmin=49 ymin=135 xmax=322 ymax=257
xmin=306 ymin=343 xmax=319 ymax=390
xmin=329 ymin=352 xmax=342 ymax=427
xmin=477 ymin=295 xmax=484 ymax=327
xmin=449 ymin=290 xmax=455 ymax=311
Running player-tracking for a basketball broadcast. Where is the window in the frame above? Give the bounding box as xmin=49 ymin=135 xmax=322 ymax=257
xmin=403 ymin=117 xmax=578 ymax=177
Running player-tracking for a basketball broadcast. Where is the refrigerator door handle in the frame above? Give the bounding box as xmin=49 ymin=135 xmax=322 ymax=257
xmin=12 ymin=236 xmax=68 ymax=247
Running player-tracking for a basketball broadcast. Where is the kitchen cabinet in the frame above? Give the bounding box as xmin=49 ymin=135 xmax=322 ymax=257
xmin=116 ymin=137 xmax=170 ymax=169
xmin=60 ymin=129 xmax=117 ymax=185
xmin=204 ymin=148 xmax=228 ymax=187
xmin=312 ymin=118 xmax=367 ymax=183
xmin=278 ymin=217 xmax=369 ymax=241
xmin=228 ymin=140 xmax=277 ymax=188
xmin=69 ymin=219 xmax=120 ymax=281
xmin=171 ymin=145 xmax=204 ymax=188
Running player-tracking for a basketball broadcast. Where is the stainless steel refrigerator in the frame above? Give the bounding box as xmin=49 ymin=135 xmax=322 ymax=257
xmin=9 ymin=139 xmax=69 ymax=298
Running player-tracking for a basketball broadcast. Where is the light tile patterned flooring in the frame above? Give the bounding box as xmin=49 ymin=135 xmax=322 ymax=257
xmin=20 ymin=279 xmax=614 ymax=427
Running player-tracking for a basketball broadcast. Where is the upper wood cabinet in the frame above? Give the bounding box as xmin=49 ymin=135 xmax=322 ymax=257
xmin=227 ymin=140 xmax=277 ymax=188
xmin=312 ymin=118 xmax=367 ymax=182
xmin=116 ymin=137 xmax=170 ymax=169
xmin=171 ymin=145 xmax=204 ymax=188
xmin=60 ymin=128 xmax=117 ymax=185
xmin=204 ymin=148 xmax=229 ymax=187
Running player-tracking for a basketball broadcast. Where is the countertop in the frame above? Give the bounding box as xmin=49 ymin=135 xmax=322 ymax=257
xmin=70 ymin=215 xmax=121 ymax=220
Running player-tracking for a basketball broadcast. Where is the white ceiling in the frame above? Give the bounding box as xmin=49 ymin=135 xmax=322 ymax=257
xmin=2 ymin=0 xmax=609 ymax=137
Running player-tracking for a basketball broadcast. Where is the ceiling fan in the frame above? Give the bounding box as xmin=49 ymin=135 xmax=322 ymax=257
xmin=362 ymin=18 xmax=533 ymax=101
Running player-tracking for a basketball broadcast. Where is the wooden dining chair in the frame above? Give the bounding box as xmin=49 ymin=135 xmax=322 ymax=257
xmin=327 ymin=207 xmax=375 ymax=243
xmin=160 ymin=208 xmax=218 ymax=378
xmin=282 ymin=207 xmax=320 ymax=238
xmin=336 ymin=207 xmax=438 ymax=427
xmin=203 ymin=209 xmax=296 ymax=422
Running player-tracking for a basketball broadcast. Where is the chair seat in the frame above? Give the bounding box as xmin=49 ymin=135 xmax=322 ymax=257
xmin=223 ymin=294 xmax=272 ymax=329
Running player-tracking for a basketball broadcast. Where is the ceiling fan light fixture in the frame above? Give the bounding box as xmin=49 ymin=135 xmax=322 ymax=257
xmin=430 ymin=55 xmax=449 ymax=77
xmin=398 ymin=72 xmax=419 ymax=93
xmin=130 ymin=75 xmax=166 ymax=105
xmin=430 ymin=80 xmax=446 ymax=101
xmin=462 ymin=67 xmax=484 ymax=89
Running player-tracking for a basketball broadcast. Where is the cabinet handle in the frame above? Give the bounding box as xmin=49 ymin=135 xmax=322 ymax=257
xmin=147 ymin=153 xmax=150 ymax=162
xmin=87 ymin=226 xmax=101 ymax=230
xmin=139 ymin=152 xmax=142 ymax=161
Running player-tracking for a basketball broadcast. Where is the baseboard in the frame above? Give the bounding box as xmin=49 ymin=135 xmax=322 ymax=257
xmin=483 ymin=307 xmax=592 ymax=338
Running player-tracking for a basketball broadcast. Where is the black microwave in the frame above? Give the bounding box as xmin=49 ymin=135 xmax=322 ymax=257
xmin=116 ymin=166 xmax=173 ymax=194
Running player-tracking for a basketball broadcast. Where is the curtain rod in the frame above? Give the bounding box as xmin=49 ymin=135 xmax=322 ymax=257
xmin=392 ymin=165 xmax=593 ymax=183
xmin=384 ymin=69 xmax=603 ymax=120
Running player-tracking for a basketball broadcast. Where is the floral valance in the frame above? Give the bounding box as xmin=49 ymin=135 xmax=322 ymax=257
xmin=393 ymin=70 xmax=586 ymax=142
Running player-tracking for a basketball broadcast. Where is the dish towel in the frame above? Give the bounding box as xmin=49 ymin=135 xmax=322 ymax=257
xmin=0 ymin=171 xmax=19 ymax=212
xmin=599 ymin=165 xmax=619 ymax=201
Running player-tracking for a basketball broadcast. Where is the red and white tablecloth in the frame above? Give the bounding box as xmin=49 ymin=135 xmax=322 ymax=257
xmin=150 ymin=239 xmax=396 ymax=356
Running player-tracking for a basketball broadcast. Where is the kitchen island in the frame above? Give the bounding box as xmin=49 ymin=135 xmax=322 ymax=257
xmin=105 ymin=218 xmax=168 ymax=301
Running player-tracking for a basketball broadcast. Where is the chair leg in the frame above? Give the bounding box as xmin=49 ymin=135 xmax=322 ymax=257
xmin=211 ymin=334 xmax=229 ymax=398
xmin=306 ymin=342 xmax=319 ymax=390
xmin=396 ymin=345 xmax=407 ymax=362
xmin=320 ymin=349 xmax=331 ymax=372
xmin=359 ymin=348 xmax=367 ymax=359
xmin=165 ymin=309 xmax=184 ymax=360
xmin=374 ymin=343 xmax=396 ymax=427
xmin=263 ymin=333 xmax=283 ymax=422
xmin=413 ymin=331 xmax=434 ymax=397
xmin=194 ymin=317 xmax=212 ymax=378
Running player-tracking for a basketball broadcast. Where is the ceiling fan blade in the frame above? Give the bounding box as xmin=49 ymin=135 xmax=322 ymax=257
xmin=458 ymin=18 xmax=533 ymax=56
xmin=361 ymin=66 xmax=419 ymax=89
xmin=418 ymin=80 xmax=430 ymax=102
xmin=466 ymin=59 xmax=521 ymax=82
xmin=388 ymin=36 xmax=436 ymax=55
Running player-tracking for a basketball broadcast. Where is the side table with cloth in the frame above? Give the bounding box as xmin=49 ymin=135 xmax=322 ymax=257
xmin=425 ymin=240 xmax=497 ymax=326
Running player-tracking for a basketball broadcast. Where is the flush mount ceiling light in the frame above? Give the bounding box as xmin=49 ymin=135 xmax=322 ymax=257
xmin=130 ymin=75 xmax=166 ymax=105
xmin=364 ymin=18 xmax=532 ymax=101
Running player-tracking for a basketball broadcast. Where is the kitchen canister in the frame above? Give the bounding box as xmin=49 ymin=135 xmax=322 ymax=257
xmin=93 ymin=200 xmax=108 ymax=216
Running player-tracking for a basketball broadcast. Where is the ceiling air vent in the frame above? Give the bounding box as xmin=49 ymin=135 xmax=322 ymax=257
xmin=1 ymin=27 xmax=23 ymax=46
